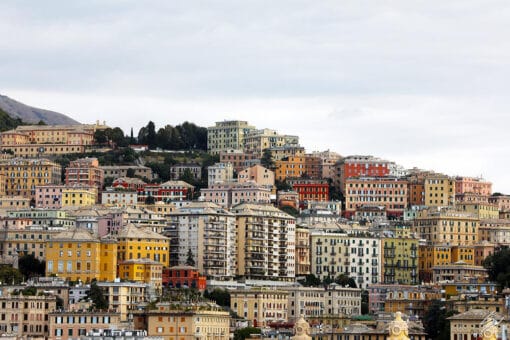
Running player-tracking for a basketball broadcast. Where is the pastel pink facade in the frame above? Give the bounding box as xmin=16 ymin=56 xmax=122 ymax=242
xmin=455 ymin=177 xmax=492 ymax=196
xmin=35 ymin=185 xmax=65 ymax=209
xmin=237 ymin=164 xmax=275 ymax=187
xmin=201 ymin=182 xmax=271 ymax=208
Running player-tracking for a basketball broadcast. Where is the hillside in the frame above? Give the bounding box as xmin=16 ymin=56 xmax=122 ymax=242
xmin=0 ymin=107 xmax=25 ymax=132
xmin=0 ymin=94 xmax=79 ymax=125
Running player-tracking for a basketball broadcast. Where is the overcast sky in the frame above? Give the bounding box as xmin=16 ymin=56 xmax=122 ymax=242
xmin=1 ymin=1 xmax=509 ymax=192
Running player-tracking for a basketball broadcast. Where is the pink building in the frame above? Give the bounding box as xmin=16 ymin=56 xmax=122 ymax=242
xmin=489 ymin=195 xmax=510 ymax=212
xmin=35 ymin=185 xmax=65 ymax=209
xmin=201 ymin=181 xmax=271 ymax=208
xmin=455 ymin=177 xmax=492 ymax=196
xmin=237 ymin=164 xmax=275 ymax=187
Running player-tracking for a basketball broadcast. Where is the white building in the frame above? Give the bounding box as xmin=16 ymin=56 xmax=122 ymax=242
xmin=207 ymin=162 xmax=234 ymax=185
xmin=166 ymin=202 xmax=237 ymax=280
xmin=101 ymin=188 xmax=138 ymax=206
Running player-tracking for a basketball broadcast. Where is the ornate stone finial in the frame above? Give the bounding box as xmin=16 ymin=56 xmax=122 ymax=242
xmin=388 ymin=312 xmax=410 ymax=340
xmin=480 ymin=317 xmax=498 ymax=340
xmin=292 ymin=315 xmax=312 ymax=340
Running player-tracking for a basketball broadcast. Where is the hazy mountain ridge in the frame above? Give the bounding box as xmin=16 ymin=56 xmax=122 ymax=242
xmin=0 ymin=94 xmax=79 ymax=125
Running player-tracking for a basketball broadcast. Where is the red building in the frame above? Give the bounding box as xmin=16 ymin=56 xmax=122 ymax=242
xmin=163 ymin=265 xmax=207 ymax=291
xmin=112 ymin=177 xmax=147 ymax=191
xmin=287 ymin=178 xmax=329 ymax=206
xmin=137 ymin=180 xmax=194 ymax=203
xmin=335 ymin=155 xmax=393 ymax=193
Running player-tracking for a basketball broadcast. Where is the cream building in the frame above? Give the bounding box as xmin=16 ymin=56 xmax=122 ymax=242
xmin=97 ymin=281 xmax=151 ymax=322
xmin=207 ymin=120 xmax=255 ymax=155
xmin=230 ymin=288 xmax=288 ymax=327
xmin=207 ymin=162 xmax=234 ymax=185
xmin=243 ymin=128 xmax=299 ymax=157
xmin=166 ymin=202 xmax=237 ymax=280
xmin=232 ymin=203 xmax=296 ymax=281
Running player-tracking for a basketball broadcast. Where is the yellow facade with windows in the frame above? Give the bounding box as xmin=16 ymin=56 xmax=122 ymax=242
xmin=424 ymin=174 xmax=455 ymax=207
xmin=62 ymin=186 xmax=98 ymax=207
xmin=117 ymin=223 xmax=170 ymax=267
xmin=381 ymin=229 xmax=419 ymax=285
xmin=419 ymin=244 xmax=452 ymax=283
xmin=118 ymin=258 xmax=163 ymax=292
xmin=45 ymin=229 xmax=117 ymax=282
xmin=456 ymin=202 xmax=499 ymax=219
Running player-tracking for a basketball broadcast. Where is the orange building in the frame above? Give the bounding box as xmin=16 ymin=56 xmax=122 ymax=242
xmin=65 ymin=157 xmax=104 ymax=191
xmin=455 ymin=177 xmax=492 ymax=196
xmin=275 ymin=155 xmax=322 ymax=181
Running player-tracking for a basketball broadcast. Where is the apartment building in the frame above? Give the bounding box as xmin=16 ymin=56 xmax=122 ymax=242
xmin=137 ymin=180 xmax=194 ymax=203
xmin=45 ymin=229 xmax=118 ymax=282
xmin=140 ymin=302 xmax=230 ymax=340
xmin=424 ymin=174 xmax=456 ymax=207
xmin=35 ymin=185 xmax=65 ymax=208
xmin=267 ymin=145 xmax=305 ymax=161
xmin=201 ymin=181 xmax=272 ymax=208
xmin=0 ymin=158 xmax=61 ymax=198
xmin=380 ymin=227 xmax=419 ymax=285
xmin=230 ymin=288 xmax=288 ymax=327
xmin=219 ymin=149 xmax=258 ymax=172
xmin=295 ymin=226 xmax=311 ymax=276
xmin=274 ymin=155 xmax=322 ymax=181
xmin=65 ymin=157 xmax=104 ymax=190
xmin=207 ymin=162 xmax=233 ymax=185
xmin=62 ymin=185 xmax=98 ymax=207
xmin=232 ymin=203 xmax=296 ymax=281
xmin=343 ymin=177 xmax=408 ymax=219
xmin=287 ymin=178 xmax=330 ymax=204
xmin=112 ymin=177 xmax=147 ymax=191
xmin=166 ymin=202 xmax=237 ymax=280
xmin=0 ymin=195 xmax=31 ymax=209
xmin=118 ymin=258 xmax=163 ymax=292
xmin=100 ymin=165 xmax=154 ymax=180
xmin=117 ymin=223 xmax=171 ymax=267
xmin=97 ymin=281 xmax=151 ymax=322
xmin=243 ymin=128 xmax=299 ymax=157
xmin=0 ymin=225 xmax=63 ymax=261
xmin=334 ymin=155 xmax=394 ymax=191
xmin=237 ymin=164 xmax=275 ymax=187
xmin=413 ymin=208 xmax=479 ymax=246
xmin=207 ymin=120 xmax=255 ymax=155
xmin=49 ymin=311 xmax=121 ymax=340
xmin=0 ymin=293 xmax=57 ymax=338
xmin=169 ymin=163 xmax=201 ymax=180
xmin=455 ymin=176 xmax=492 ymax=196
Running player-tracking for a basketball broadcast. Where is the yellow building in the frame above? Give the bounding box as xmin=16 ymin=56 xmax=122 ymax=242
xmin=295 ymin=226 xmax=311 ymax=276
xmin=419 ymin=244 xmax=452 ymax=283
xmin=0 ymin=158 xmax=61 ymax=198
xmin=442 ymin=282 xmax=498 ymax=297
xmin=118 ymin=258 xmax=163 ymax=292
xmin=45 ymin=229 xmax=117 ymax=282
xmin=0 ymin=195 xmax=31 ymax=209
xmin=451 ymin=245 xmax=475 ymax=264
xmin=230 ymin=288 xmax=288 ymax=327
xmin=117 ymin=223 xmax=171 ymax=267
xmin=381 ymin=226 xmax=419 ymax=285
xmin=141 ymin=302 xmax=230 ymax=340
xmin=62 ymin=186 xmax=98 ymax=207
xmin=414 ymin=208 xmax=479 ymax=246
xmin=0 ymin=123 xmax=107 ymax=157
xmin=456 ymin=202 xmax=500 ymax=219
xmin=424 ymin=174 xmax=455 ymax=207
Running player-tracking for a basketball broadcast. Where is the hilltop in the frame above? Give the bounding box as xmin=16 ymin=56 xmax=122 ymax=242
xmin=0 ymin=94 xmax=79 ymax=125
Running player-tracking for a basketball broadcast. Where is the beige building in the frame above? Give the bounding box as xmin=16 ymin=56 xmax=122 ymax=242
xmin=49 ymin=311 xmax=121 ymax=340
xmin=413 ymin=208 xmax=479 ymax=246
xmin=0 ymin=158 xmax=61 ymax=198
xmin=295 ymin=226 xmax=311 ymax=276
xmin=97 ymin=281 xmax=151 ymax=322
xmin=166 ymin=202 xmax=237 ymax=280
xmin=230 ymin=288 xmax=288 ymax=327
xmin=219 ymin=149 xmax=258 ymax=172
xmin=207 ymin=120 xmax=256 ymax=155
xmin=207 ymin=162 xmax=234 ymax=185
xmin=237 ymin=164 xmax=275 ymax=187
xmin=479 ymin=219 xmax=510 ymax=245
xmin=243 ymin=128 xmax=299 ymax=157
xmin=232 ymin=203 xmax=296 ymax=281
xmin=0 ymin=225 xmax=63 ymax=262
xmin=456 ymin=201 xmax=500 ymax=219
xmin=0 ymin=293 xmax=57 ymax=338
xmin=0 ymin=195 xmax=31 ymax=209
xmin=201 ymin=181 xmax=271 ymax=208
xmin=489 ymin=195 xmax=510 ymax=212
xmin=432 ymin=261 xmax=488 ymax=283
xmin=267 ymin=145 xmax=305 ymax=161
xmin=139 ymin=302 xmax=230 ymax=340
xmin=424 ymin=174 xmax=456 ymax=207
xmin=284 ymin=285 xmax=361 ymax=322
xmin=448 ymin=309 xmax=508 ymax=340
xmin=100 ymin=165 xmax=155 ymax=180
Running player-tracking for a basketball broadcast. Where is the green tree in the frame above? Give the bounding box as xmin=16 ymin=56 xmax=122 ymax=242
xmin=147 ymin=121 xmax=157 ymax=149
xmin=84 ymin=281 xmax=108 ymax=310
xmin=0 ymin=265 xmax=23 ymax=285
xmin=298 ymin=274 xmax=321 ymax=287
xmin=484 ymin=247 xmax=510 ymax=288
xmin=233 ymin=327 xmax=261 ymax=340
xmin=185 ymin=249 xmax=195 ymax=266
xmin=145 ymin=195 xmax=156 ymax=205
xmin=204 ymin=288 xmax=231 ymax=307
xmin=18 ymin=254 xmax=46 ymax=279
xmin=361 ymin=290 xmax=369 ymax=314
xmin=280 ymin=205 xmax=299 ymax=217
xmin=260 ymin=149 xmax=275 ymax=169
xmin=334 ymin=273 xmax=357 ymax=288
xmin=275 ymin=180 xmax=292 ymax=191
xmin=423 ymin=300 xmax=456 ymax=340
